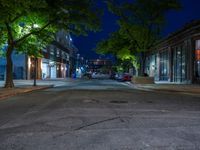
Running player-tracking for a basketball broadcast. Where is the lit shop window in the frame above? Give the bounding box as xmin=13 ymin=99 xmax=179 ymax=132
xmin=195 ymin=40 xmax=200 ymax=61
xmin=196 ymin=50 xmax=200 ymax=61
xmin=195 ymin=40 xmax=200 ymax=78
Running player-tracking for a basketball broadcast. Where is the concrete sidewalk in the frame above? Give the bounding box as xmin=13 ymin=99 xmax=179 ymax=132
xmin=133 ymin=83 xmax=200 ymax=95
xmin=0 ymin=78 xmax=78 ymax=87
xmin=0 ymin=78 xmax=76 ymax=100
xmin=0 ymin=85 xmax=53 ymax=100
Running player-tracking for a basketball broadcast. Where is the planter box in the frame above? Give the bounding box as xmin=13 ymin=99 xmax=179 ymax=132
xmin=131 ymin=76 xmax=154 ymax=84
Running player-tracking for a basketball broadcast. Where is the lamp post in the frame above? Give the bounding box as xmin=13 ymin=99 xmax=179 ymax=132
xmin=19 ymin=23 xmax=40 ymax=86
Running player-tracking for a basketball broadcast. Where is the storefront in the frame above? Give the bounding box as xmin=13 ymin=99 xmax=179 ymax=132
xmin=42 ymin=59 xmax=50 ymax=79
xmin=41 ymin=59 xmax=57 ymax=79
xmin=159 ymin=50 xmax=169 ymax=81
xmin=41 ymin=58 xmax=67 ymax=79
xmin=145 ymin=20 xmax=200 ymax=84
xmin=172 ymin=45 xmax=187 ymax=82
xmin=195 ymin=40 xmax=200 ymax=82
xmin=145 ymin=54 xmax=157 ymax=78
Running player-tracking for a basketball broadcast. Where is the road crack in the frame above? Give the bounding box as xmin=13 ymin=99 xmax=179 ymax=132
xmin=74 ymin=116 xmax=120 ymax=130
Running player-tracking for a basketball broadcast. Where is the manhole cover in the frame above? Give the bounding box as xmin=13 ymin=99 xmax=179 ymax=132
xmin=110 ymin=100 xmax=128 ymax=104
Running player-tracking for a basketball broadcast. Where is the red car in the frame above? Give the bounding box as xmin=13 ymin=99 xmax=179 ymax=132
xmin=122 ymin=73 xmax=132 ymax=81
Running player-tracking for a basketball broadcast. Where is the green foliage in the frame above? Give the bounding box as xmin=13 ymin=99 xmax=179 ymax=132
xmin=117 ymin=48 xmax=140 ymax=70
xmin=96 ymin=0 xmax=181 ymax=75
xmin=0 ymin=49 xmax=5 ymax=58
xmin=116 ymin=65 xmax=124 ymax=73
xmin=96 ymin=30 xmax=140 ymax=73
xmin=96 ymin=31 xmax=132 ymax=55
xmin=107 ymin=0 xmax=181 ymax=51
xmin=0 ymin=0 xmax=102 ymax=54
xmin=0 ymin=0 xmax=102 ymax=88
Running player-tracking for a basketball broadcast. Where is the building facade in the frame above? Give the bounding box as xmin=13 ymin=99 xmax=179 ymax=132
xmin=145 ymin=20 xmax=200 ymax=84
xmin=87 ymin=59 xmax=112 ymax=73
xmin=39 ymin=30 xmax=78 ymax=79
xmin=0 ymin=53 xmax=28 ymax=80
xmin=0 ymin=30 xmax=78 ymax=80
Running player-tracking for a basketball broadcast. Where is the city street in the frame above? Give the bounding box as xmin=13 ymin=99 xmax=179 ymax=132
xmin=0 ymin=79 xmax=200 ymax=149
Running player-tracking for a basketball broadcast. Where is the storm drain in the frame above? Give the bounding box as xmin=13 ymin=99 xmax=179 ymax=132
xmin=110 ymin=100 xmax=128 ymax=104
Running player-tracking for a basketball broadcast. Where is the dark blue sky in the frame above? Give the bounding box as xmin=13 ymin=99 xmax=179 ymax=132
xmin=74 ymin=0 xmax=200 ymax=59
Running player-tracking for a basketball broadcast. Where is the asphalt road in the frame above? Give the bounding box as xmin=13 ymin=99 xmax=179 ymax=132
xmin=0 ymin=79 xmax=200 ymax=150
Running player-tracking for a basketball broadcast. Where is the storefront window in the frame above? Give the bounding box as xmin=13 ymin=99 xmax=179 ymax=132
xmin=145 ymin=54 xmax=156 ymax=77
xmin=159 ymin=50 xmax=169 ymax=81
xmin=172 ymin=45 xmax=186 ymax=82
xmin=195 ymin=40 xmax=200 ymax=78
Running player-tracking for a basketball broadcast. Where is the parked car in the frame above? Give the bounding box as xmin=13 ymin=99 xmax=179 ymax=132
xmin=82 ymin=72 xmax=92 ymax=79
xmin=114 ymin=73 xmax=123 ymax=81
xmin=115 ymin=73 xmax=132 ymax=81
xmin=91 ymin=72 xmax=110 ymax=79
xmin=122 ymin=73 xmax=132 ymax=81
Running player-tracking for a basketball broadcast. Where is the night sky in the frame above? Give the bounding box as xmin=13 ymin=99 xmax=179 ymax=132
xmin=74 ymin=0 xmax=200 ymax=59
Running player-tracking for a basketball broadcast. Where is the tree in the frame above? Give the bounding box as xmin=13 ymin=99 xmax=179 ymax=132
xmin=102 ymin=0 xmax=181 ymax=75
xmin=117 ymin=48 xmax=140 ymax=76
xmin=18 ymin=31 xmax=55 ymax=86
xmin=96 ymin=31 xmax=139 ymax=75
xmin=0 ymin=0 xmax=101 ymax=88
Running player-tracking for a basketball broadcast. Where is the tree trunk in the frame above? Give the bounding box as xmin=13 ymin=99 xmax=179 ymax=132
xmin=4 ymin=46 xmax=14 ymax=88
xmin=4 ymin=22 xmax=15 ymax=88
xmin=33 ymin=57 xmax=37 ymax=86
xmin=139 ymin=52 xmax=146 ymax=76
xmin=135 ymin=68 xmax=139 ymax=77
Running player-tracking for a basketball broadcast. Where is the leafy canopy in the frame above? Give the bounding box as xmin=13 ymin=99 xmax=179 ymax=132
xmin=106 ymin=0 xmax=181 ymax=51
xmin=96 ymin=0 xmax=181 ymax=72
xmin=0 ymin=0 xmax=102 ymax=54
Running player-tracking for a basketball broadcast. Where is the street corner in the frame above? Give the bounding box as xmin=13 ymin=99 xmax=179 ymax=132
xmin=0 ymin=85 xmax=54 ymax=101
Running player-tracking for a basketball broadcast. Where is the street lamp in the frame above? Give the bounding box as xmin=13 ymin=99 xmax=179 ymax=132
xmin=19 ymin=23 xmax=40 ymax=86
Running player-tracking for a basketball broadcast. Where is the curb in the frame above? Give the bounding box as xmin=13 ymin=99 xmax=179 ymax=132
xmin=136 ymin=86 xmax=200 ymax=95
xmin=0 ymin=85 xmax=54 ymax=100
xmin=126 ymin=82 xmax=200 ymax=95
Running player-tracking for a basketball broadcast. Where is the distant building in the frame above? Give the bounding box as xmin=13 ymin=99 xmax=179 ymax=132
xmin=0 ymin=30 xmax=78 ymax=80
xmin=75 ymin=54 xmax=87 ymax=78
xmin=144 ymin=20 xmax=200 ymax=84
xmin=87 ymin=59 xmax=112 ymax=73
xmin=40 ymin=30 xmax=78 ymax=79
